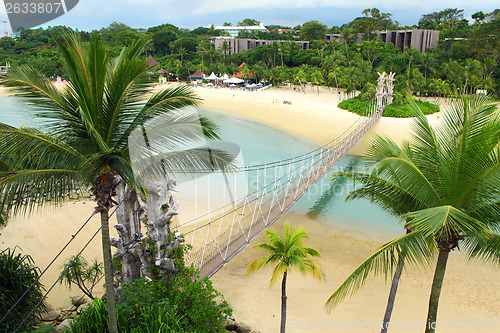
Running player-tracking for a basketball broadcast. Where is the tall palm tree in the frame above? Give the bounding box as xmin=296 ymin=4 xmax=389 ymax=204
xmin=325 ymin=96 xmax=500 ymax=333
xmin=248 ymin=221 xmax=321 ymax=333
xmin=219 ymin=40 xmax=231 ymax=66
xmin=0 ymin=33 xmax=229 ymax=333
xmin=309 ymin=70 xmax=324 ymax=94
xmin=292 ymin=68 xmax=307 ymax=93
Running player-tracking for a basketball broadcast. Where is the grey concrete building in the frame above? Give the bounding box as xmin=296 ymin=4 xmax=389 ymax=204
xmin=377 ymin=29 xmax=439 ymax=53
xmin=213 ymin=37 xmax=309 ymax=55
xmin=326 ymin=29 xmax=439 ymax=53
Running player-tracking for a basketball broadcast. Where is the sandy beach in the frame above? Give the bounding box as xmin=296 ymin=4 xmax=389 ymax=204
xmin=1 ymin=84 xmax=499 ymax=332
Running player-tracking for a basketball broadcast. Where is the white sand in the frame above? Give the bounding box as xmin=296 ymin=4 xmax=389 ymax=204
xmin=1 ymin=84 xmax=498 ymax=332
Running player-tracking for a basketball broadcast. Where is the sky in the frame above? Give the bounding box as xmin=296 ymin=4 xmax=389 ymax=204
xmin=1 ymin=0 xmax=499 ymax=34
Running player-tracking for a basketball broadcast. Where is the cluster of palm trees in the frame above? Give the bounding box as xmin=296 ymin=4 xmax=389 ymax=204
xmin=326 ymin=96 xmax=500 ymax=333
xmin=249 ymin=95 xmax=500 ymax=333
xmin=189 ymin=37 xmax=495 ymax=99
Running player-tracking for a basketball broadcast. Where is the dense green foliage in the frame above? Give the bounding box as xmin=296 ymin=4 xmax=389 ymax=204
xmin=338 ymin=95 xmax=440 ymax=117
xmin=1 ymin=8 xmax=498 ymax=96
xmin=70 ymin=266 xmax=232 ymax=333
xmin=0 ymin=248 xmax=45 ymax=333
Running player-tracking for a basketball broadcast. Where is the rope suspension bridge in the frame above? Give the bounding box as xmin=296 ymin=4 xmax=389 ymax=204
xmin=178 ymin=73 xmax=395 ymax=278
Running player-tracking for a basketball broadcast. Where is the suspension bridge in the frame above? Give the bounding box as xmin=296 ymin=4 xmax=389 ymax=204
xmin=177 ymin=73 xmax=395 ymax=278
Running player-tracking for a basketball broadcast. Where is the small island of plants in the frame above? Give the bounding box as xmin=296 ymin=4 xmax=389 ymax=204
xmin=338 ymin=92 xmax=440 ymax=118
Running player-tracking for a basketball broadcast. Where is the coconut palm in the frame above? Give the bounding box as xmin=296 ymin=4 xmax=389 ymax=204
xmin=248 ymin=221 xmax=321 ymax=333
xmin=0 ymin=33 xmax=231 ymax=333
xmin=309 ymin=70 xmax=324 ymax=94
xmin=292 ymin=68 xmax=307 ymax=93
xmin=325 ymin=96 xmax=500 ymax=333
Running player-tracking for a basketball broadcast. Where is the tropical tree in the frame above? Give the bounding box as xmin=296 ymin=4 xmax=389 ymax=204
xmin=248 ymin=221 xmax=321 ymax=333
xmin=309 ymin=70 xmax=324 ymax=94
xmin=59 ymin=255 xmax=103 ymax=300
xmin=292 ymin=68 xmax=307 ymax=93
xmin=219 ymin=40 xmax=231 ymax=65
xmin=325 ymin=96 xmax=500 ymax=333
xmin=0 ymin=33 xmax=228 ymax=333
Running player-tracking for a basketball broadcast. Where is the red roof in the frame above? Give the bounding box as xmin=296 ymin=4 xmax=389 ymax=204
xmin=146 ymin=55 xmax=160 ymax=69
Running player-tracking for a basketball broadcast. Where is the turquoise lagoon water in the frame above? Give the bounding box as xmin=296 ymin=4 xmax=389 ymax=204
xmin=0 ymin=93 xmax=403 ymax=239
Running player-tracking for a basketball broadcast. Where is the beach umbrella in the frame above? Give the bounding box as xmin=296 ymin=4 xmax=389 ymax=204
xmin=223 ymin=77 xmax=244 ymax=84
xmin=206 ymin=72 xmax=218 ymax=80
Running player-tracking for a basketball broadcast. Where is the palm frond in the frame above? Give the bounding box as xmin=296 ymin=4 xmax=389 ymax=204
xmin=0 ymin=169 xmax=84 ymax=217
xmin=462 ymin=232 xmax=500 ymax=266
xmin=325 ymin=231 xmax=435 ymax=311
xmin=404 ymin=206 xmax=489 ymax=242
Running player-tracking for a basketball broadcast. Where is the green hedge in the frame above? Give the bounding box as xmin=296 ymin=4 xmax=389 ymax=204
xmin=338 ymin=95 xmax=440 ymax=118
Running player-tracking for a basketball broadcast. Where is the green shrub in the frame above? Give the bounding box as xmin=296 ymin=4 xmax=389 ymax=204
xmin=0 ymin=248 xmax=45 ymax=333
xmin=70 ymin=267 xmax=231 ymax=333
xmin=360 ymin=82 xmax=376 ymax=101
xmin=338 ymin=95 xmax=439 ymax=118
xmin=163 ymin=266 xmax=232 ymax=333
xmin=69 ymin=297 xmax=185 ymax=333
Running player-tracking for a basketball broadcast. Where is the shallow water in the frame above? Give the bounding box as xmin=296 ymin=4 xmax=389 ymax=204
xmin=0 ymin=94 xmax=402 ymax=239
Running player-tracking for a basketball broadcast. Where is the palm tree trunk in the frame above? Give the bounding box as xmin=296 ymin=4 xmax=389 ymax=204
xmin=101 ymin=209 xmax=118 ymax=333
xmin=381 ymin=254 xmax=405 ymax=333
xmin=281 ymin=271 xmax=287 ymax=333
xmin=425 ymin=248 xmax=450 ymax=333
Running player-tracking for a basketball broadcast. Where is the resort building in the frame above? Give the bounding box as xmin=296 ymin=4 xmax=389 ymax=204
xmin=212 ymin=37 xmax=309 ymax=55
xmin=377 ymin=29 xmax=439 ymax=53
xmin=326 ymin=29 xmax=439 ymax=53
xmin=211 ymin=23 xmax=268 ymax=37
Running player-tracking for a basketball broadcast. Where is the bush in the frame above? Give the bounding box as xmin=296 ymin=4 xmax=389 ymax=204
xmin=70 ymin=292 xmax=186 ymax=333
xmin=338 ymin=95 xmax=440 ymax=118
xmin=0 ymin=248 xmax=45 ymax=333
xmin=163 ymin=266 xmax=232 ymax=332
xmin=70 ymin=266 xmax=231 ymax=333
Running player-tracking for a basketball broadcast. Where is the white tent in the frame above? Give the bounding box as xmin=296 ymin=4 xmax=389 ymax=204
xmin=221 ymin=73 xmax=230 ymax=80
xmin=223 ymin=77 xmax=244 ymax=84
xmin=206 ymin=72 xmax=218 ymax=80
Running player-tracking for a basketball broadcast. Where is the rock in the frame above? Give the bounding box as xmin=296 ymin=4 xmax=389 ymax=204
xmin=62 ymin=305 xmax=78 ymax=312
xmin=41 ymin=310 xmax=60 ymax=322
xmin=57 ymin=312 xmax=74 ymax=322
xmin=71 ymin=295 xmax=88 ymax=307
xmin=76 ymin=302 xmax=90 ymax=314
xmin=236 ymin=322 xmax=252 ymax=333
xmin=55 ymin=319 xmax=73 ymax=333
xmin=225 ymin=319 xmax=238 ymax=331
xmin=44 ymin=302 xmax=55 ymax=312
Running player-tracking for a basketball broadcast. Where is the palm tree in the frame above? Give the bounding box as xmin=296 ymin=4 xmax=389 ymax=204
xmin=309 ymin=70 xmax=324 ymax=94
xmin=219 ymin=40 xmax=231 ymax=65
xmin=0 ymin=33 xmax=227 ymax=333
xmin=325 ymin=96 xmax=500 ymax=333
xmin=248 ymin=221 xmax=321 ymax=333
xmin=292 ymin=68 xmax=307 ymax=93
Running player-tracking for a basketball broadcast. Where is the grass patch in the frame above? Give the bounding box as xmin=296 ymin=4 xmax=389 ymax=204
xmin=338 ymin=95 xmax=440 ymax=118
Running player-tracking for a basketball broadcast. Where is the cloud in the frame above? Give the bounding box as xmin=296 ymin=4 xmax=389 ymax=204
xmin=190 ymin=0 xmax=499 ymax=15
